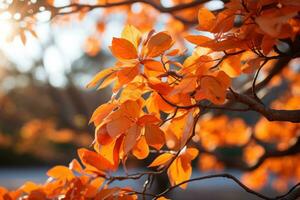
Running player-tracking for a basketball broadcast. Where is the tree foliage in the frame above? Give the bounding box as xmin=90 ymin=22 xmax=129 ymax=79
xmin=1 ymin=0 xmax=300 ymax=199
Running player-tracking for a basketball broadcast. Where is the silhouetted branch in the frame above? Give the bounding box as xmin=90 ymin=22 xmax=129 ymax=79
xmin=226 ymin=92 xmax=300 ymax=123
xmin=47 ymin=0 xmax=214 ymax=24
xmin=154 ymin=173 xmax=300 ymax=200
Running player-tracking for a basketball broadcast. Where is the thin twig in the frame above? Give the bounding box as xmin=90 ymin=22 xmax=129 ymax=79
xmin=153 ymin=173 xmax=300 ymax=200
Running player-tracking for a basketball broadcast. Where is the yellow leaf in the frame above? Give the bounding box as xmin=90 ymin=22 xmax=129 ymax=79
xmin=121 ymin=25 xmax=142 ymax=48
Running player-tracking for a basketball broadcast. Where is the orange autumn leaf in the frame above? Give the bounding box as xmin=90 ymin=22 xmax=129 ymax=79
xmin=96 ymin=136 xmax=123 ymax=167
xmin=261 ymin=35 xmax=276 ymax=55
xmin=171 ymin=76 xmax=197 ymax=95
xmin=47 ymin=166 xmax=74 ymax=181
xmin=146 ymin=92 xmax=174 ymax=114
xmin=165 ymin=110 xmax=194 ymax=150
xmin=149 ymin=153 xmax=174 ymax=167
xmin=98 ymin=72 xmax=117 ymax=89
xmin=78 ymin=148 xmax=117 ymax=173
xmin=86 ymin=67 xmax=116 ymax=88
xmin=111 ymin=38 xmax=138 ymax=60
xmin=255 ymin=7 xmax=298 ymax=38
xmin=137 ymin=114 xmax=161 ymax=126
xmin=132 ymin=135 xmax=149 ymax=159
xmin=105 ymin=115 xmax=132 ymax=138
xmin=196 ymin=74 xmax=230 ymax=105
xmin=183 ymin=147 xmax=199 ymax=161
xmin=144 ymin=124 xmax=165 ymax=150
xmin=96 ymin=125 xmax=114 ymax=145
xmin=119 ymin=82 xmax=145 ymax=103
xmin=197 ymin=7 xmax=216 ymax=31
xmin=185 ymin=35 xmax=212 ymax=46
xmin=4 ymin=1 xmax=300 ymax=198
xmin=143 ymin=59 xmax=165 ymax=73
xmin=117 ymin=65 xmax=140 ymax=85
xmin=85 ymin=177 xmax=105 ymax=198
xmin=90 ymin=103 xmax=116 ymax=125
xmin=157 ymin=197 xmax=170 ymax=200
xmin=21 ymin=182 xmax=40 ymax=193
xmin=168 ymin=147 xmax=199 ymax=189
xmin=69 ymin=159 xmax=84 ymax=174
xmin=221 ymin=54 xmax=242 ymax=77
xmin=123 ymin=124 xmax=142 ymax=155
xmin=147 ymin=78 xmax=173 ymax=95
xmin=145 ymin=32 xmax=173 ymax=57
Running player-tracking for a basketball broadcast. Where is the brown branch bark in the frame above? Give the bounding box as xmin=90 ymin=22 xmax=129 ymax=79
xmin=48 ymin=0 xmax=217 ymax=24
xmin=226 ymin=92 xmax=300 ymax=123
xmin=246 ymin=57 xmax=291 ymax=94
xmin=53 ymin=0 xmax=210 ymax=13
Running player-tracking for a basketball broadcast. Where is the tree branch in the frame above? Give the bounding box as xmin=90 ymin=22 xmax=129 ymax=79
xmin=53 ymin=0 xmax=209 ymax=13
xmin=246 ymin=57 xmax=292 ymax=94
xmin=154 ymin=173 xmax=300 ymax=200
xmin=48 ymin=0 xmax=214 ymax=24
xmin=227 ymin=92 xmax=300 ymax=123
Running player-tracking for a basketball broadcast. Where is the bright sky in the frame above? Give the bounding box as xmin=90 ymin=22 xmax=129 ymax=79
xmin=0 ymin=0 xmax=224 ymax=89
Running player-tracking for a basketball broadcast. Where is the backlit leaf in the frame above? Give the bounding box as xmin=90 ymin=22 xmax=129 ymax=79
xmin=145 ymin=32 xmax=173 ymax=57
xmin=111 ymin=38 xmax=138 ymax=60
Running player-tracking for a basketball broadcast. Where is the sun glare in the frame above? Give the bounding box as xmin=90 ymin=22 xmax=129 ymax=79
xmin=0 ymin=12 xmax=14 ymax=44
xmin=0 ymin=20 xmax=13 ymax=42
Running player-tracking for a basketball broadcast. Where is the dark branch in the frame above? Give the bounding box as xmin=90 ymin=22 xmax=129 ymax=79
xmin=154 ymin=173 xmax=300 ymax=200
xmin=49 ymin=0 xmax=214 ymax=24
xmin=227 ymin=92 xmax=300 ymax=123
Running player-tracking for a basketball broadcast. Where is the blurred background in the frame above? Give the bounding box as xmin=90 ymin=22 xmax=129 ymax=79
xmin=0 ymin=0 xmax=298 ymax=199
xmin=0 ymin=0 xmax=119 ymax=185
